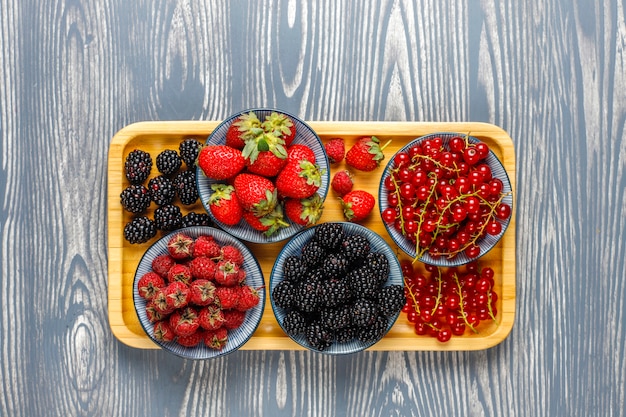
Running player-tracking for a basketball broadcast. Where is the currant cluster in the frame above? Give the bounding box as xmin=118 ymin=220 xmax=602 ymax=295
xmin=381 ymin=135 xmax=512 ymax=261
xmin=401 ymin=260 xmax=498 ymax=343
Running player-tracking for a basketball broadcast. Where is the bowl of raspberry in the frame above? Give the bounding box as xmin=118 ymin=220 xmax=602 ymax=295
xmin=132 ymin=226 xmax=265 ymax=359
xmin=196 ymin=108 xmax=330 ymax=244
xmin=269 ymin=222 xmax=406 ymax=354
xmin=379 ymin=132 xmax=513 ymax=267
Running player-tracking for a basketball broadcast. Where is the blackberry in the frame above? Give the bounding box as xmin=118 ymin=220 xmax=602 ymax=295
xmin=282 ymin=310 xmax=308 ymax=336
xmin=282 ymin=256 xmax=309 ymax=282
xmin=305 ymin=321 xmax=333 ymax=351
xmin=173 ymin=170 xmax=198 ymax=205
xmin=300 ymin=240 xmax=327 ymax=268
xmin=351 ymin=298 xmax=379 ymax=328
xmin=321 ymin=277 xmax=352 ymax=308
xmin=295 ymin=275 xmax=323 ymax=313
xmin=346 ymin=266 xmax=380 ymax=300
xmin=148 ymin=175 xmax=176 ymax=206
xmin=377 ymin=285 xmax=406 ymax=317
xmin=120 ymin=184 xmax=151 ymax=213
xmin=335 ymin=325 xmax=357 ymax=343
xmin=319 ymin=305 xmax=352 ymax=330
xmin=182 ymin=212 xmax=212 ymax=227
xmin=321 ymin=252 xmax=350 ymax=278
xmin=156 ymin=149 xmax=182 ymax=176
xmin=154 ymin=204 xmax=183 ymax=231
xmin=272 ymin=280 xmax=297 ymax=309
xmin=366 ymin=252 xmax=390 ymax=285
xmin=356 ymin=314 xmax=388 ymax=343
xmin=179 ymin=137 xmax=202 ymax=167
xmin=124 ymin=149 xmax=152 ymax=184
xmin=313 ymin=222 xmax=345 ymax=250
xmin=123 ymin=216 xmax=157 ymax=244
xmin=341 ymin=234 xmax=371 ymax=263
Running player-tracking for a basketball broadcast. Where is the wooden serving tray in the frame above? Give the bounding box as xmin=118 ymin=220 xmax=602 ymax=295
xmin=108 ymin=121 xmax=516 ymax=351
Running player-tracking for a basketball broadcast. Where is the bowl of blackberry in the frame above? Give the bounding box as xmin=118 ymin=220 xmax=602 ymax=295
xmin=196 ymin=108 xmax=330 ymax=244
xmin=269 ymin=222 xmax=406 ymax=354
xmin=379 ymin=132 xmax=513 ymax=267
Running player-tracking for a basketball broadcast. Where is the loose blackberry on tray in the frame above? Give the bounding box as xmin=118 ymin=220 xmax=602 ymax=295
xmin=179 ymin=137 xmax=202 ymax=167
xmin=156 ymin=149 xmax=182 ymax=176
xmin=174 ymin=170 xmax=199 ymax=205
xmin=154 ymin=204 xmax=183 ymax=231
xmin=182 ymin=212 xmax=213 ymax=228
xmin=120 ymin=184 xmax=151 ymax=213
xmin=148 ymin=175 xmax=176 ymax=206
xmin=124 ymin=216 xmax=157 ymax=244
xmin=124 ymin=149 xmax=152 ymax=184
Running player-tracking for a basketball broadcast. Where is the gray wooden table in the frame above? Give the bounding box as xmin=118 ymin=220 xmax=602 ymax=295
xmin=1 ymin=1 xmax=624 ymax=416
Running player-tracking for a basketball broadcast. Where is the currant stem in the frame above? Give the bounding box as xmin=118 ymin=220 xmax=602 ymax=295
xmin=453 ymin=272 xmax=478 ymax=334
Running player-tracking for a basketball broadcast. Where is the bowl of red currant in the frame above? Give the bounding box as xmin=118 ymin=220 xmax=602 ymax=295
xmin=379 ymin=133 xmax=513 ymax=267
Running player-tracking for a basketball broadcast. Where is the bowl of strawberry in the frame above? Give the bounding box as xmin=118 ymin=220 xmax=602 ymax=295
xmin=196 ymin=108 xmax=330 ymax=243
xmin=379 ymin=133 xmax=513 ymax=267
xmin=133 ymin=226 xmax=265 ymax=359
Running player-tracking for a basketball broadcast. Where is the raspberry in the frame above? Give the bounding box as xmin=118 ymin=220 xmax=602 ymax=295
xmin=125 ymin=149 xmax=152 ymax=184
xmin=169 ymin=306 xmax=200 ymax=337
xmin=120 ymin=184 xmax=151 ymax=213
xmin=167 ymin=232 xmax=195 ymax=260
xmin=220 ymin=245 xmax=244 ymax=266
xmin=164 ymin=281 xmax=190 ymax=310
xmin=167 ymin=263 xmax=192 ymax=285
xmin=193 ymin=235 xmax=221 ymax=258
xmin=204 ymin=327 xmax=228 ymax=350
xmin=324 ymin=137 xmax=345 ymax=163
xmin=153 ymin=320 xmax=176 ymax=342
xmin=151 ymin=254 xmax=176 ymax=278
xmin=123 ymin=216 xmax=157 ymax=244
xmin=215 ymin=286 xmax=239 ymax=310
xmin=189 ymin=257 xmax=217 ymax=281
xmin=189 ymin=279 xmax=217 ymax=306
xmin=156 ymin=149 xmax=182 ymax=176
xmin=222 ymin=310 xmax=246 ymax=329
xmin=177 ymin=330 xmax=206 ymax=347
xmin=236 ymin=285 xmax=260 ymax=311
xmin=198 ymin=305 xmax=225 ymax=330
xmin=137 ymin=272 xmax=165 ymax=300
xmin=331 ymin=170 xmax=353 ymax=196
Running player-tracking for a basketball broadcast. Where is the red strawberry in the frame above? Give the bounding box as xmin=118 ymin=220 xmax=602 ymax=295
xmin=189 ymin=279 xmax=217 ymax=305
xmin=324 ymin=137 xmax=345 ymax=163
xmin=208 ymin=184 xmax=243 ymax=226
xmin=220 ymin=245 xmax=244 ymax=266
xmin=165 ymin=281 xmax=191 ymax=310
xmin=223 ymin=309 xmax=246 ymax=329
xmin=137 ymin=272 xmax=165 ymax=300
xmin=331 ymin=170 xmax=353 ymax=196
xmin=225 ymin=111 xmax=262 ymax=149
xmin=177 ymin=330 xmax=206 ymax=347
xmin=151 ymin=254 xmax=176 ymax=277
xmin=341 ymin=190 xmax=376 ymax=222
xmin=287 ymin=144 xmax=316 ymax=164
xmin=167 ymin=233 xmax=194 ymax=260
xmin=204 ymin=327 xmax=228 ymax=350
xmin=192 ymin=235 xmax=221 ymax=258
xmin=151 ymin=288 xmax=173 ymax=315
xmin=233 ymin=173 xmax=278 ymax=216
xmin=275 ymin=160 xmax=323 ymax=199
xmin=153 ymin=320 xmax=176 ymax=342
xmin=242 ymin=130 xmax=287 ymax=164
xmin=262 ymin=112 xmax=296 ymax=146
xmin=145 ymin=301 xmax=166 ymax=323
xmin=167 ymin=263 xmax=192 ymax=284
xmin=215 ymin=286 xmax=240 ymax=310
xmin=198 ymin=305 xmax=225 ymax=330
xmin=241 ymin=208 xmax=289 ymax=236
xmin=246 ymin=150 xmax=288 ymax=177
xmin=345 ymin=136 xmax=388 ymax=171
xmin=189 ymin=256 xmax=217 ymax=281
xmin=198 ymin=145 xmax=245 ymax=180
xmin=284 ymin=194 xmax=324 ymax=226
xmin=169 ymin=306 xmax=200 ymax=337
xmin=236 ymin=285 xmax=261 ymax=311
xmin=214 ymin=260 xmax=242 ymax=287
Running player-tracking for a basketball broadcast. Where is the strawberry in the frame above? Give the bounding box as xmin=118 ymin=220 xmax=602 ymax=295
xmin=198 ymin=305 xmax=225 ymax=330
xmin=236 ymin=285 xmax=261 ymax=311
xmin=225 ymin=111 xmax=262 ymax=149
xmin=345 ymin=136 xmax=388 ymax=171
xmin=145 ymin=301 xmax=166 ymax=323
xmin=222 ymin=309 xmax=246 ymax=329
xmin=284 ymin=194 xmax=324 ymax=226
xmin=167 ymin=232 xmax=195 ymax=260
xmin=287 ymin=144 xmax=316 ymax=164
xmin=215 ymin=286 xmax=240 ymax=310
xmin=324 ymin=137 xmax=345 ymax=163
xmin=341 ymin=190 xmax=376 ymax=222
xmin=214 ymin=260 xmax=242 ymax=287
xmin=189 ymin=279 xmax=217 ymax=305
xmin=151 ymin=254 xmax=176 ymax=277
xmin=246 ymin=150 xmax=288 ymax=177
xmin=242 ymin=130 xmax=287 ymax=164
xmin=137 ymin=272 xmax=165 ymax=300
xmin=153 ymin=320 xmax=176 ymax=342
xmin=331 ymin=170 xmax=353 ymax=196
xmin=275 ymin=160 xmax=323 ymax=199
xmin=167 ymin=263 xmax=192 ymax=284
xmin=198 ymin=145 xmax=245 ymax=180
xmin=208 ymin=184 xmax=243 ymax=226
xmin=242 ymin=208 xmax=290 ymax=236
xmin=169 ymin=306 xmax=200 ymax=337
xmin=192 ymin=235 xmax=221 ymax=258
xmin=262 ymin=112 xmax=296 ymax=146
xmin=204 ymin=327 xmax=228 ymax=350
xmin=220 ymin=245 xmax=244 ymax=266
xmin=233 ymin=173 xmax=278 ymax=216
xmin=177 ymin=330 xmax=206 ymax=347
xmin=189 ymin=256 xmax=217 ymax=281
xmin=165 ymin=281 xmax=191 ymax=310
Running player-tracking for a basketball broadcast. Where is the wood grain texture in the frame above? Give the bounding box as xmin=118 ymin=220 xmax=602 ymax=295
xmin=0 ymin=0 xmax=624 ymax=416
